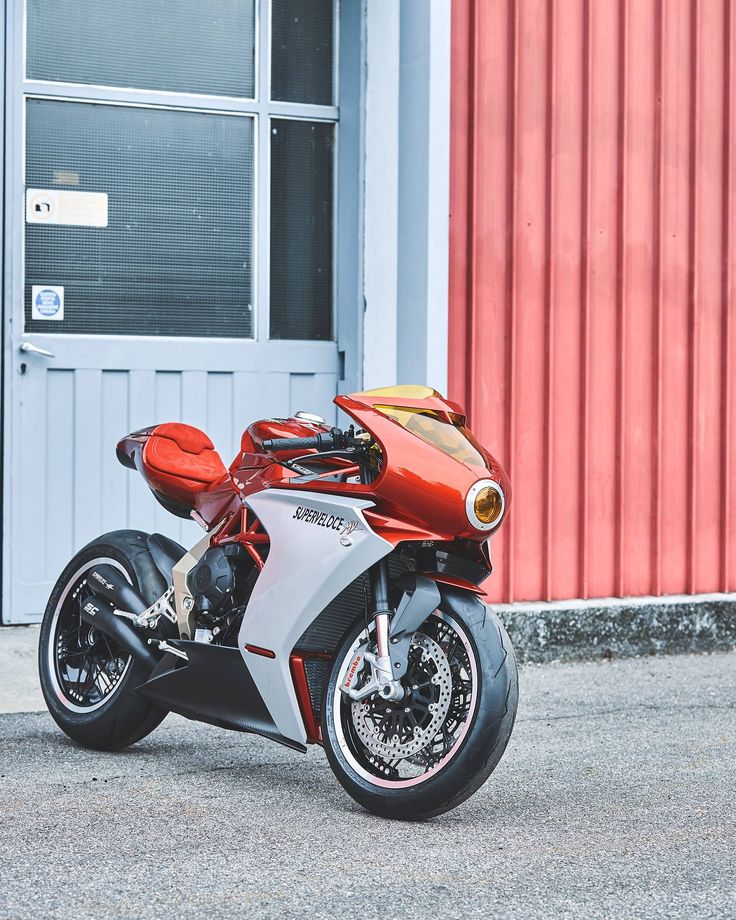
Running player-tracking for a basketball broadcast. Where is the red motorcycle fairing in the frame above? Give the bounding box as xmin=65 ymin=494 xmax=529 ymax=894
xmin=117 ymin=388 xmax=510 ymax=549
xmin=227 ymin=389 xmax=510 ymax=547
xmin=116 ymin=423 xmax=238 ymax=525
xmin=417 ymin=571 xmax=489 ymax=597
xmin=117 ymin=416 xmax=339 ymax=528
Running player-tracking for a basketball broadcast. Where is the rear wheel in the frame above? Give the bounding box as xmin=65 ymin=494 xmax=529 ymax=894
xmin=38 ymin=530 xmax=168 ymax=751
xmin=322 ymin=601 xmax=517 ymax=820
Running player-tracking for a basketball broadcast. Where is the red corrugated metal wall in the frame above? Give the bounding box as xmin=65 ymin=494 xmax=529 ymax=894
xmin=449 ymin=0 xmax=736 ymax=603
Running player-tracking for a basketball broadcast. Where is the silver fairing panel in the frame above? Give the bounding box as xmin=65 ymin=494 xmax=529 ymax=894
xmin=239 ymin=489 xmax=393 ymax=745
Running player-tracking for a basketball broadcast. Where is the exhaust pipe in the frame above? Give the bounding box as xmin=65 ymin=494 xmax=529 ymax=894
xmin=86 ymin=563 xmax=148 ymax=616
xmin=79 ymin=595 xmax=160 ymax=671
xmin=81 ymin=564 xmax=160 ymax=671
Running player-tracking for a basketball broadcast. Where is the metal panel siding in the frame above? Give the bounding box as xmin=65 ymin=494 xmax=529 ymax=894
xmin=450 ymin=0 xmax=735 ymax=602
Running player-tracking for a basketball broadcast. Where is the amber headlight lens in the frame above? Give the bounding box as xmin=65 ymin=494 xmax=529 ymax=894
xmin=475 ymin=487 xmax=503 ymax=524
xmin=466 ymin=479 xmax=505 ymax=531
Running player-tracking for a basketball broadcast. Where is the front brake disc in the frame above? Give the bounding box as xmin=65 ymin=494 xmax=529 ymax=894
xmin=351 ymin=633 xmax=453 ymax=760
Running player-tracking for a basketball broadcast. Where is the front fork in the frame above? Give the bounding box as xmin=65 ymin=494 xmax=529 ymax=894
xmin=341 ymin=561 xmax=442 ymax=704
xmin=341 ymin=559 xmax=405 ymax=702
xmin=368 ymin=560 xmax=405 ymax=701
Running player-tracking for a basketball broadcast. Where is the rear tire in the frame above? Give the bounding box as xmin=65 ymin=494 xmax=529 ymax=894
xmin=322 ymin=593 xmax=518 ymax=821
xmin=38 ymin=530 xmax=168 ymax=751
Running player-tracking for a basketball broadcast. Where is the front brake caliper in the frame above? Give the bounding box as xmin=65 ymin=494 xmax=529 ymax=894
xmin=341 ymin=642 xmax=368 ymax=695
xmin=341 ymin=640 xmax=400 ymax=703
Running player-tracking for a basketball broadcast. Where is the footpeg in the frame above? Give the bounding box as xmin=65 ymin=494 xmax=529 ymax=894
xmin=148 ymin=638 xmax=189 ymax=661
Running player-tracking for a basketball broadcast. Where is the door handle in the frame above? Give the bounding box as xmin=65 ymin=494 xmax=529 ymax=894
xmin=19 ymin=342 xmax=55 ymax=358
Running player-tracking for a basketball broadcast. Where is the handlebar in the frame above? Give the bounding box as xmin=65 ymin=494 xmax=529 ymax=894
xmin=262 ymin=427 xmax=357 ymax=454
xmin=262 ymin=433 xmax=331 ymax=453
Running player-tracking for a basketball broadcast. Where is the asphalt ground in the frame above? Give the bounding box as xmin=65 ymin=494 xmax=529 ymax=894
xmin=0 ymin=649 xmax=734 ymax=920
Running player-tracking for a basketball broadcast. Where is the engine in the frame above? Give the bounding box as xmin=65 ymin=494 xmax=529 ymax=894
xmin=187 ymin=544 xmax=254 ymax=646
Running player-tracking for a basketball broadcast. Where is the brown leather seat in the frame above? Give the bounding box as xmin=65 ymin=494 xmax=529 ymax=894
xmin=143 ymin=423 xmax=226 ymax=487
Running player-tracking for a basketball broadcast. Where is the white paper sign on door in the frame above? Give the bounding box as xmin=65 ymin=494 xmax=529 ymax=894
xmin=26 ymin=189 xmax=108 ymax=228
xmin=31 ymin=285 xmax=64 ymax=321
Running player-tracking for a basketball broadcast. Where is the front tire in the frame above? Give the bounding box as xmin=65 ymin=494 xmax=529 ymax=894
xmin=322 ymin=591 xmax=518 ymax=820
xmin=38 ymin=530 xmax=168 ymax=751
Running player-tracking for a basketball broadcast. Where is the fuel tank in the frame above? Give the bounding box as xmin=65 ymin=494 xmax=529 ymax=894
xmin=232 ymin=414 xmax=331 ymax=469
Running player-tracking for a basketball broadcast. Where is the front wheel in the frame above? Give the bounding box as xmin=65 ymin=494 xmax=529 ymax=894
xmin=322 ymin=595 xmax=518 ymax=820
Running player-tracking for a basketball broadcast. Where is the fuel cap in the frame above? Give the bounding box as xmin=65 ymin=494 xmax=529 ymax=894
xmin=294 ymin=411 xmax=326 ymax=424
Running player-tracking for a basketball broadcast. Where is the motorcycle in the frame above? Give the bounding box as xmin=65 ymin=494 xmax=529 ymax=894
xmin=38 ymin=385 xmax=517 ymax=820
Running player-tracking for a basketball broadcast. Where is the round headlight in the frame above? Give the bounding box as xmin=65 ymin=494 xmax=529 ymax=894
xmin=465 ymin=479 xmax=505 ymax=531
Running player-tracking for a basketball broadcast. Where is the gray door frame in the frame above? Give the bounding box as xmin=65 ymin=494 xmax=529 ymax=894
xmin=361 ymin=0 xmax=451 ymax=394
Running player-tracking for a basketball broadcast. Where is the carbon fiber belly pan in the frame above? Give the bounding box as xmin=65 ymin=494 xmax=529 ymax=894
xmin=137 ymin=641 xmax=306 ymax=752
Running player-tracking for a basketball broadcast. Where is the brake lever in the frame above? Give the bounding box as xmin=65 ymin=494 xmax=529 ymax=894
xmin=277 ymin=458 xmax=315 ymax=476
xmin=290 ymin=447 xmax=361 ymax=463
xmin=279 ymin=447 xmax=366 ymax=482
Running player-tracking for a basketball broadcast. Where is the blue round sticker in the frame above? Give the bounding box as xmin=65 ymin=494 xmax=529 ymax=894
xmin=35 ymin=288 xmax=61 ymax=317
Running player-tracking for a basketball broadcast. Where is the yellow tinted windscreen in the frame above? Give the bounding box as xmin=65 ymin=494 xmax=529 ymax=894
xmin=375 ymin=406 xmax=485 ymax=467
xmin=356 ymin=384 xmax=440 ymax=400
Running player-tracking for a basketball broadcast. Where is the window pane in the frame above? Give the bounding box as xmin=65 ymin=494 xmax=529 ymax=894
xmin=271 ymin=0 xmax=334 ymax=105
xmin=25 ymin=100 xmax=253 ymax=338
xmin=270 ymin=120 xmax=334 ymax=340
xmin=27 ymin=0 xmax=255 ymax=98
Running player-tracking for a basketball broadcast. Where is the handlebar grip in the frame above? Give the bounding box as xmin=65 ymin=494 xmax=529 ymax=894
xmin=262 ymin=433 xmax=334 ymax=453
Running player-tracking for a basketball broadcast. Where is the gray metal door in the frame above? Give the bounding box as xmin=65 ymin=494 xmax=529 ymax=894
xmin=2 ymin=0 xmax=361 ymax=624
